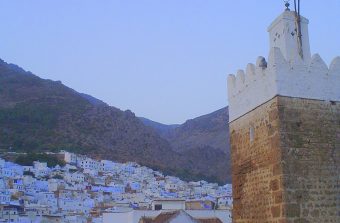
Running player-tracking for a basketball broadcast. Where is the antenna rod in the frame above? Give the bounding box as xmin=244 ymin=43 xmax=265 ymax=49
xmin=294 ymin=0 xmax=303 ymax=59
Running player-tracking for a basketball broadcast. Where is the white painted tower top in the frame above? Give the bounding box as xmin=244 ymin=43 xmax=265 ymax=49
xmin=227 ymin=8 xmax=340 ymax=122
xmin=268 ymin=10 xmax=311 ymax=64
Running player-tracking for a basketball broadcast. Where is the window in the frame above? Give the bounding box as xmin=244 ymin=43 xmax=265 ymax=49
xmin=249 ymin=125 xmax=255 ymax=143
xmin=155 ymin=204 xmax=162 ymax=210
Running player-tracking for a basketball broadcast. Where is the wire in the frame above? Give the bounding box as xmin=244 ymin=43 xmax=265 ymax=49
xmin=293 ymin=0 xmax=303 ymax=59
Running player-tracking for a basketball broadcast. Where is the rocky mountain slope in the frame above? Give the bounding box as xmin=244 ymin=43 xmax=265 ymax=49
xmin=141 ymin=108 xmax=231 ymax=183
xmin=0 ymin=59 xmax=176 ymax=168
xmin=163 ymin=108 xmax=229 ymax=153
xmin=139 ymin=117 xmax=180 ymax=138
xmin=0 ymin=59 xmax=230 ymax=183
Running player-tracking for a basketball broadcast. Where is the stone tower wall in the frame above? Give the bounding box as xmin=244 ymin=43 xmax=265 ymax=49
xmin=227 ymin=9 xmax=340 ymax=223
xmin=278 ymin=97 xmax=340 ymax=222
xmin=230 ymin=96 xmax=284 ymax=222
xmin=229 ymin=96 xmax=340 ymax=222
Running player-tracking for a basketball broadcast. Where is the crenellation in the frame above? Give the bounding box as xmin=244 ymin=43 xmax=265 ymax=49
xmin=267 ymin=47 xmax=288 ymax=70
xmin=235 ymin=70 xmax=245 ymax=92
xmin=308 ymin=54 xmax=328 ymax=73
xmin=228 ymin=9 xmax=340 ymax=122
xmin=244 ymin=63 xmax=256 ymax=87
xmin=227 ymin=74 xmax=236 ymax=94
xmin=245 ymin=63 xmax=255 ymax=77
xmin=228 ymin=49 xmax=340 ymax=122
xmin=329 ymin=56 xmax=340 ymax=74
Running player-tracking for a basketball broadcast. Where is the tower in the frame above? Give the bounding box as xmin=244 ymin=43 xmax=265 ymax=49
xmin=227 ymin=7 xmax=340 ymax=223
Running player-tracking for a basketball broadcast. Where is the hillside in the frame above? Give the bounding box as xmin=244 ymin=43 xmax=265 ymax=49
xmin=0 ymin=59 xmax=174 ymax=164
xmin=168 ymin=108 xmax=231 ymax=183
xmin=0 ymin=59 xmax=230 ymax=183
xmin=164 ymin=108 xmax=229 ymax=154
xmin=139 ymin=117 xmax=179 ymax=138
xmin=141 ymin=108 xmax=231 ymax=183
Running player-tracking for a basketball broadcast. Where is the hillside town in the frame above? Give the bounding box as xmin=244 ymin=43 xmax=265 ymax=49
xmin=0 ymin=151 xmax=232 ymax=222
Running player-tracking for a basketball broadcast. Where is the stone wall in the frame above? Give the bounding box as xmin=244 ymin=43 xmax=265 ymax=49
xmin=229 ymin=96 xmax=340 ymax=222
xmin=278 ymin=96 xmax=339 ymax=222
xmin=230 ymin=96 xmax=283 ymax=222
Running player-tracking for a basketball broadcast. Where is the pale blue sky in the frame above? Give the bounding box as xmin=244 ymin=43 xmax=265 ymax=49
xmin=0 ymin=1 xmax=339 ymax=124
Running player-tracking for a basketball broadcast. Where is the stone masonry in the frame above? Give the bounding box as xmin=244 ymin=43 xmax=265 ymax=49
xmin=230 ymin=96 xmax=340 ymax=222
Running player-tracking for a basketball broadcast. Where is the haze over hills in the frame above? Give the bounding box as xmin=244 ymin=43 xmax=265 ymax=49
xmin=0 ymin=58 xmax=231 ymax=183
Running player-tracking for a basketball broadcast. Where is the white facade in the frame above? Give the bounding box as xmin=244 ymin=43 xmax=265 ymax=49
xmin=217 ymin=196 xmax=233 ymax=209
xmin=151 ymin=200 xmax=186 ymax=210
xmin=227 ymin=10 xmax=340 ymax=122
xmin=267 ymin=10 xmax=311 ymax=64
xmin=0 ymin=158 xmax=5 ymax=168
xmin=0 ymin=207 xmax=19 ymax=222
xmin=64 ymin=172 xmax=85 ymax=183
xmin=33 ymin=161 xmax=47 ymax=170
xmin=0 ymin=190 xmax=11 ymax=204
xmin=61 ymin=151 xmax=78 ymax=164
xmin=165 ymin=183 xmax=178 ymax=191
xmin=48 ymin=179 xmax=62 ymax=192
xmin=101 ymin=160 xmax=116 ymax=172
xmin=33 ymin=161 xmax=49 ymax=177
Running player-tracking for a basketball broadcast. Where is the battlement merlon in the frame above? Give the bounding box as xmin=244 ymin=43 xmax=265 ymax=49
xmin=227 ymin=47 xmax=340 ymax=122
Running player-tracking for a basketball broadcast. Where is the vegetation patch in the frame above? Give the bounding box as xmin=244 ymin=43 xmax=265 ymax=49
xmin=15 ymin=153 xmax=65 ymax=167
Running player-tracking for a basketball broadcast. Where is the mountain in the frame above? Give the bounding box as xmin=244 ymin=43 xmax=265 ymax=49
xmin=164 ymin=108 xmax=229 ymax=153
xmin=0 ymin=58 xmax=230 ymax=183
xmin=141 ymin=108 xmax=231 ymax=183
xmin=139 ymin=117 xmax=179 ymax=138
xmin=79 ymin=93 xmax=107 ymax=106
xmin=0 ymin=59 xmax=176 ymax=168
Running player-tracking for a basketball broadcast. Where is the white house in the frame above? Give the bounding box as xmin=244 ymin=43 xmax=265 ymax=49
xmin=151 ymin=199 xmax=186 ymax=210
xmin=217 ymin=196 xmax=233 ymax=209
xmin=0 ymin=190 xmax=11 ymax=204
xmin=100 ymin=160 xmax=116 ymax=172
xmin=33 ymin=161 xmax=50 ymax=177
xmin=60 ymin=151 xmax=78 ymax=164
xmin=64 ymin=172 xmax=85 ymax=183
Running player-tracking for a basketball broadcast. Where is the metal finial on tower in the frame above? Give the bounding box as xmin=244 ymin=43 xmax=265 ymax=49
xmin=284 ymin=0 xmax=291 ymax=11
